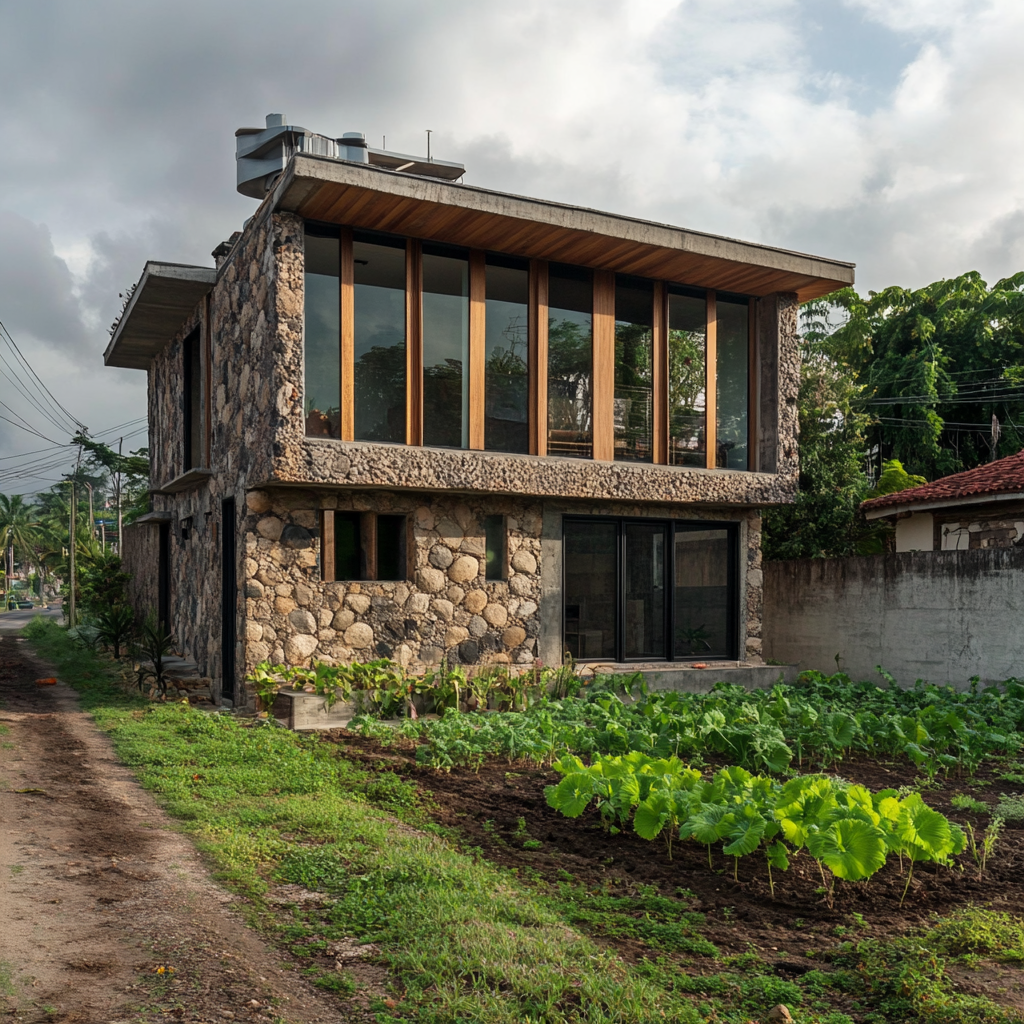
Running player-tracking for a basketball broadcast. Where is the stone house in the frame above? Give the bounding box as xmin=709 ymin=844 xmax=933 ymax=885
xmin=107 ymin=114 xmax=854 ymax=705
xmin=862 ymin=448 xmax=1024 ymax=552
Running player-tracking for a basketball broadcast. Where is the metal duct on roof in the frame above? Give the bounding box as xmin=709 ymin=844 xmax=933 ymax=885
xmin=235 ymin=114 xmax=465 ymax=199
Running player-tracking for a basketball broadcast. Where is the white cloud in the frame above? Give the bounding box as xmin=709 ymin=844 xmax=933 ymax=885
xmin=1 ymin=0 xmax=1024 ymax=486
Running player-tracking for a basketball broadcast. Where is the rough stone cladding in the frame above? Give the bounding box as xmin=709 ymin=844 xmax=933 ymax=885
xmin=775 ymin=295 xmax=800 ymax=481
xmin=144 ymin=195 xmax=287 ymax=687
xmin=241 ymin=487 xmax=765 ymax=679
xmin=121 ymin=521 xmax=159 ymax=620
xmin=242 ymin=486 xmax=543 ymax=674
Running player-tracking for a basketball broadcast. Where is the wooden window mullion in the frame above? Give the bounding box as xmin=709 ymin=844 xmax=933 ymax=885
xmin=321 ymin=511 xmax=336 ymax=582
xmin=653 ymin=281 xmax=668 ymax=464
xmin=705 ymin=291 xmax=718 ymax=470
xmin=468 ymin=250 xmax=486 ymax=450
xmin=340 ymin=228 xmax=355 ymax=441
xmin=406 ymin=240 xmax=423 ymax=446
xmin=592 ymin=270 xmax=616 ymax=462
xmin=361 ymin=512 xmax=377 ymax=581
xmin=529 ymin=260 xmax=548 ymax=456
xmin=747 ymin=295 xmax=758 ymax=472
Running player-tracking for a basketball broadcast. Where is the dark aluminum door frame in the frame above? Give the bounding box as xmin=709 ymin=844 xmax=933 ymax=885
xmin=562 ymin=515 xmax=739 ymax=663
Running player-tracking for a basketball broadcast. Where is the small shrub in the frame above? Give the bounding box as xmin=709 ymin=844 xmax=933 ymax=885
xmin=951 ymin=794 xmax=989 ymax=815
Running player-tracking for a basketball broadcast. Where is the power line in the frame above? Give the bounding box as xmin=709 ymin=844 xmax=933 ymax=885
xmin=0 ymin=319 xmax=84 ymax=431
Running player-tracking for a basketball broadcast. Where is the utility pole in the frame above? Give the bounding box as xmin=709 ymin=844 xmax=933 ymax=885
xmin=117 ymin=436 xmax=123 ymax=556
xmin=68 ymin=482 xmax=76 ymax=627
xmin=85 ymin=482 xmax=94 ymax=544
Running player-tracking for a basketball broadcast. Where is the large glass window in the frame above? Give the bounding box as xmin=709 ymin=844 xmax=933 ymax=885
xmin=547 ymin=264 xmax=593 ymax=459
xmin=422 ymin=243 xmax=469 ymax=448
xmin=674 ymin=527 xmax=732 ymax=658
xmin=563 ymin=520 xmax=617 ymax=660
xmin=614 ymin=276 xmax=654 ymax=462
xmin=485 ymin=256 xmax=529 ymax=453
xmin=183 ymin=328 xmax=203 ymax=469
xmin=668 ymin=287 xmax=707 ymax=467
xmin=564 ymin=518 xmax=736 ymax=662
xmin=353 ymin=232 xmax=406 ymax=443
xmin=624 ymin=522 xmax=666 ymax=658
xmin=304 ymin=227 xmax=340 ymax=438
xmin=716 ymin=296 xmax=749 ymax=470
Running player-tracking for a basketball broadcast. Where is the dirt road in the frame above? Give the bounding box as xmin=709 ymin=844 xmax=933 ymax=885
xmin=0 ymin=636 xmax=352 ymax=1024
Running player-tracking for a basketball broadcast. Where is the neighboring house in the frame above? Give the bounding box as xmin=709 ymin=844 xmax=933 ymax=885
xmin=106 ymin=114 xmax=854 ymax=704
xmin=861 ymin=449 xmax=1024 ymax=552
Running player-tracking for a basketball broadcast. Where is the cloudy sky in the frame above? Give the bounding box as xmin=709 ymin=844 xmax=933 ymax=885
xmin=1 ymin=0 xmax=1022 ymax=491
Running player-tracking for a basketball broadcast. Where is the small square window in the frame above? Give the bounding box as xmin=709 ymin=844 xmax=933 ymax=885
xmin=324 ymin=511 xmax=408 ymax=582
xmin=484 ymin=515 xmax=506 ymax=581
xmin=334 ymin=512 xmax=361 ymax=581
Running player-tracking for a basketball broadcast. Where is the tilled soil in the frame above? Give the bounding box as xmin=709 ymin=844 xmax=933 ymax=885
xmin=0 ymin=636 xmax=357 ymax=1024
xmin=334 ymin=732 xmax=1024 ymax=964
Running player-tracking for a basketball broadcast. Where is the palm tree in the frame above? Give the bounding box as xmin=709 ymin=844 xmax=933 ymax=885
xmin=0 ymin=493 xmax=41 ymax=601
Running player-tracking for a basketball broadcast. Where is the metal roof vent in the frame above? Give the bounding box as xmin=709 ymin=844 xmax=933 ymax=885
xmin=235 ymin=114 xmax=465 ymax=199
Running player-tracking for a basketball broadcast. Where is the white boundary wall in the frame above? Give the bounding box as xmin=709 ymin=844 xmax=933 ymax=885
xmin=763 ymin=548 xmax=1024 ymax=687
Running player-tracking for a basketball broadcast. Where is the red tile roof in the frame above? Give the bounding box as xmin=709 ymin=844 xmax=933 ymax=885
xmin=861 ymin=448 xmax=1024 ymax=514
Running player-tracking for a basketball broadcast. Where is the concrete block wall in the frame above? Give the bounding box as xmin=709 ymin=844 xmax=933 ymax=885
xmin=763 ymin=548 xmax=1024 ymax=686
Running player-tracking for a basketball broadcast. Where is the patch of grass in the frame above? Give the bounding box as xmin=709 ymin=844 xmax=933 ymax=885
xmin=27 ymin=618 xmax=1024 ymax=1024
xmin=994 ymin=793 xmax=1024 ymax=821
xmin=951 ymin=794 xmax=990 ymax=814
xmin=9 ymin=865 xmax=24 ymax=875
xmin=928 ymin=908 xmax=1024 ymax=963
xmin=0 ymin=959 xmax=14 ymax=997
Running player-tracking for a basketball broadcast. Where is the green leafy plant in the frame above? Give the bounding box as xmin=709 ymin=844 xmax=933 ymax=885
xmin=950 ymin=793 xmax=988 ymax=814
xmin=94 ymin=604 xmax=136 ymax=659
xmin=132 ymin=615 xmax=177 ymax=698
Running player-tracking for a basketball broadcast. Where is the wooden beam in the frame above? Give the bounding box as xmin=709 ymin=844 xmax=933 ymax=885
xmin=340 ymin=228 xmax=354 ymax=441
xmin=705 ymin=291 xmax=717 ymax=470
xmin=529 ymin=260 xmax=548 ymax=456
xmin=652 ymin=281 xmax=667 ymax=464
xmin=405 ymin=240 xmax=423 ymax=446
xmin=747 ymin=296 xmax=758 ymax=472
xmin=361 ymin=512 xmax=377 ymax=581
xmin=592 ymin=270 xmax=616 ymax=462
xmin=468 ymin=250 xmax=486 ymax=450
xmin=321 ymin=510 xmax=335 ymax=582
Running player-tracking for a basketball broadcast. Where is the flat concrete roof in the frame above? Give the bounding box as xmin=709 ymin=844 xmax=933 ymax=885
xmin=274 ymin=155 xmax=855 ymax=300
xmin=104 ymin=262 xmax=216 ymax=369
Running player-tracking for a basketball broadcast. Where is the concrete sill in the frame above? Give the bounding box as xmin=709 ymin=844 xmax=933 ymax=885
xmin=152 ymin=468 xmax=214 ymax=494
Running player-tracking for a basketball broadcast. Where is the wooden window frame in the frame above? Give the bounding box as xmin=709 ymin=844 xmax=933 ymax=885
xmin=592 ymin=270 xmax=616 ymax=462
xmin=320 ymin=510 xmax=411 ymax=582
xmin=312 ymin=219 xmax=763 ymax=473
xmin=406 ymin=239 xmax=423 ymax=446
xmin=529 ymin=260 xmax=548 ymax=456
xmin=705 ymin=291 xmax=718 ymax=471
xmin=339 ymin=228 xmax=355 ymax=441
xmin=468 ymin=250 xmax=486 ymax=450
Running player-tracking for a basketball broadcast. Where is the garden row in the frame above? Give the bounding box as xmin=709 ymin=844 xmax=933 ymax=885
xmin=250 ymin=658 xmax=1024 ymax=777
xmin=545 ymin=752 xmax=992 ymax=905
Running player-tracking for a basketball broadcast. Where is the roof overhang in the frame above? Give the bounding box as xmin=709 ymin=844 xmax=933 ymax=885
xmin=103 ymin=262 xmax=217 ymax=370
xmin=863 ymin=490 xmax=1024 ymax=520
xmin=272 ymin=155 xmax=855 ymax=301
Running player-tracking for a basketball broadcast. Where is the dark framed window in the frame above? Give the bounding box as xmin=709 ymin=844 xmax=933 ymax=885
xmin=484 ymin=515 xmax=506 ymax=580
xmin=485 ymin=255 xmax=529 ymax=453
xmin=547 ymin=264 xmax=593 ymax=458
xmin=614 ymin=275 xmax=654 ymax=463
xmin=303 ymin=223 xmax=341 ymax=438
xmin=323 ymin=511 xmax=408 ymax=582
xmin=716 ymin=293 xmax=749 ymax=470
xmin=182 ymin=328 xmax=203 ymax=470
xmin=563 ymin=516 xmax=737 ymax=662
xmin=667 ymin=285 xmax=707 ymax=467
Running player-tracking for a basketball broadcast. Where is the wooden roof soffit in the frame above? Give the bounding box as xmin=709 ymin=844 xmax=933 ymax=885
xmin=273 ymin=155 xmax=855 ymax=302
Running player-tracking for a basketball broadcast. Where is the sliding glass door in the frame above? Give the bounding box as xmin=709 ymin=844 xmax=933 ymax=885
xmin=563 ymin=517 xmax=737 ymax=662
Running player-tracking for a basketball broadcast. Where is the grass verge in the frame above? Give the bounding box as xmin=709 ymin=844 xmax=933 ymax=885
xmin=22 ymin=617 xmax=1024 ymax=1024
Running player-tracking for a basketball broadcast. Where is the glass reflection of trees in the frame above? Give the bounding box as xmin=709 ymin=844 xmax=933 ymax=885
xmin=547 ymin=317 xmax=593 ymax=458
xmin=614 ymin=277 xmax=654 ymax=463
xmin=667 ymin=289 xmax=707 ymax=467
xmin=485 ymin=259 xmax=529 ymax=453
